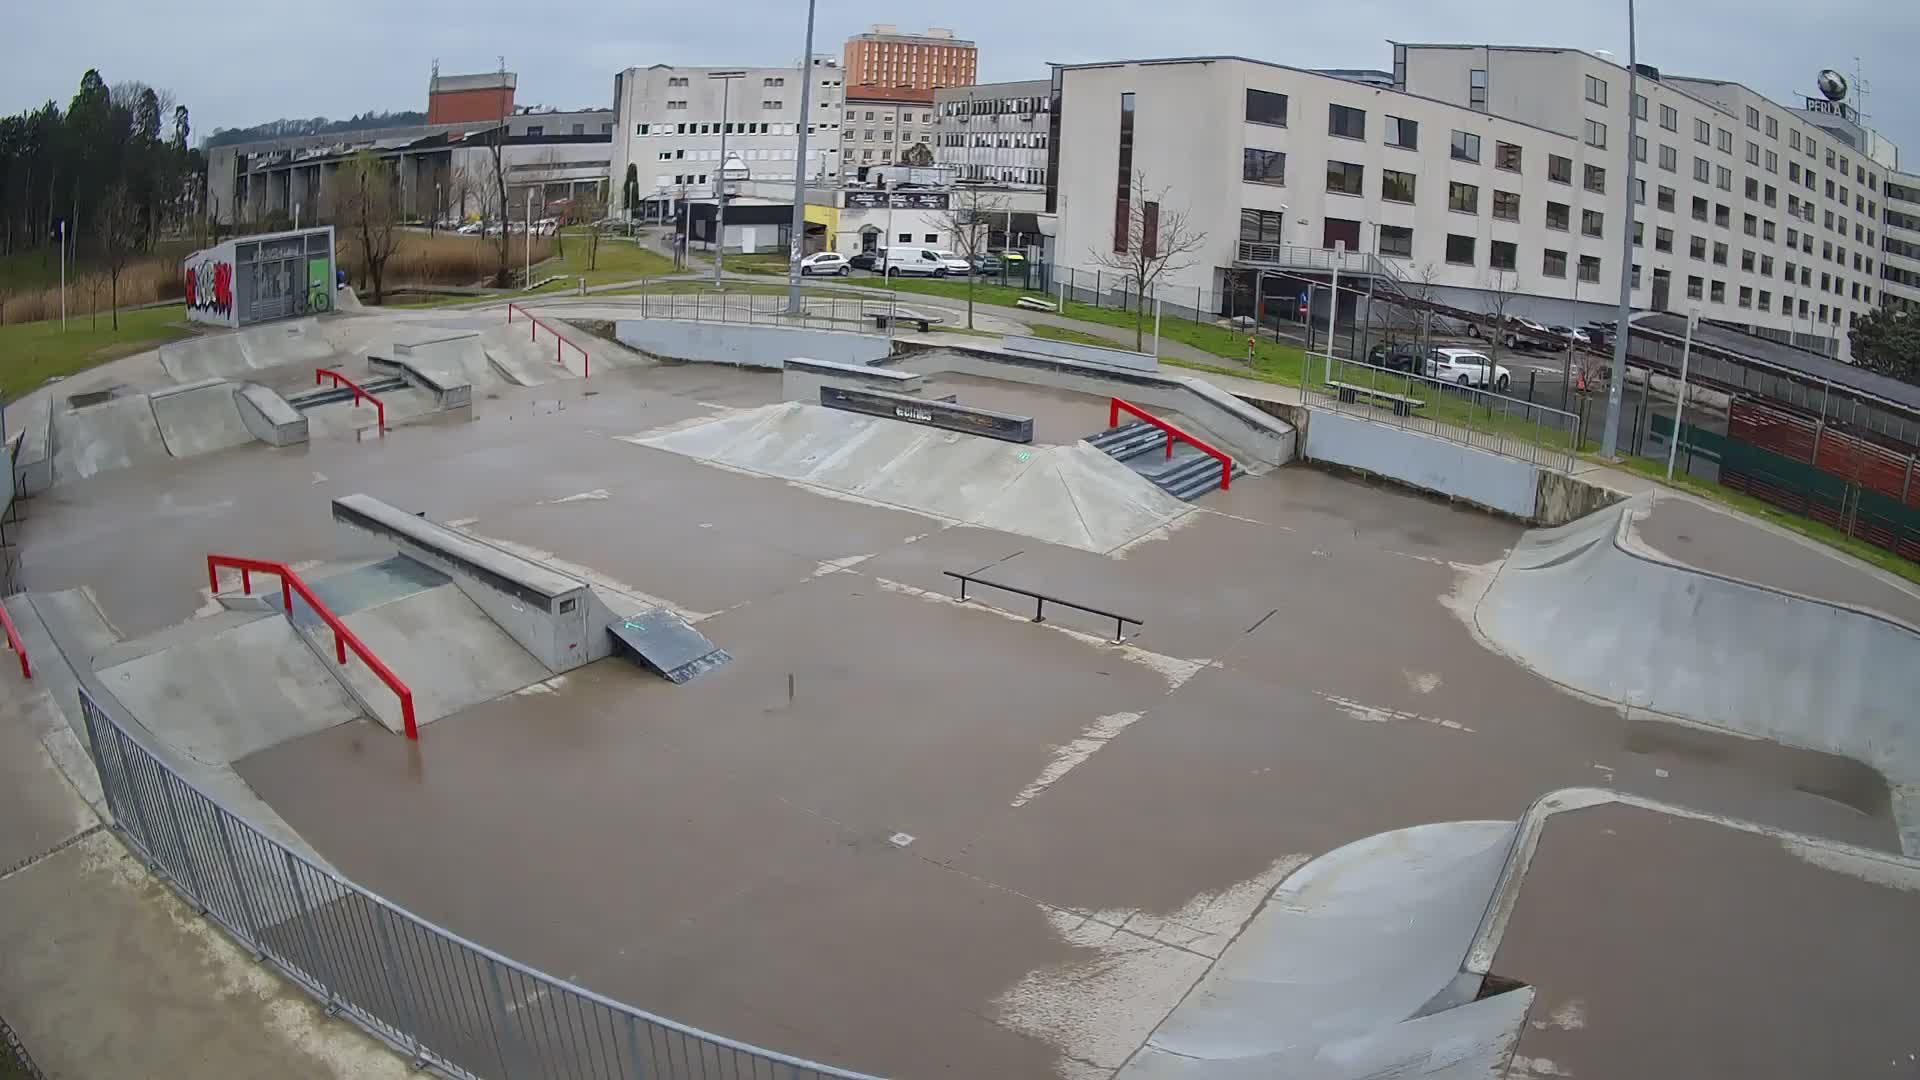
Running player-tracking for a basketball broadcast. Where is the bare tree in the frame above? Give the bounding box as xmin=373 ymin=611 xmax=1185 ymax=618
xmin=96 ymin=181 xmax=143 ymax=330
xmin=1480 ymin=268 xmax=1520 ymax=373
xmin=931 ymin=186 xmax=1009 ymax=330
xmin=81 ymin=270 xmax=109 ymax=328
xmin=485 ymin=112 xmax=512 ymax=286
xmin=1086 ymin=169 xmax=1209 ymax=351
xmin=328 ymin=152 xmax=405 ymax=304
xmin=560 ymin=189 xmax=608 ymax=272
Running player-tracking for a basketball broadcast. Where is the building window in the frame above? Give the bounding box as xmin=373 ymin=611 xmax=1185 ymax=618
xmin=1761 ymin=255 xmax=1774 ymax=275
xmin=1742 ymin=249 xmax=1756 ymax=271
xmin=1584 ymin=164 xmax=1606 ymax=194
xmin=1385 ymin=115 xmax=1418 ymax=149
xmin=1325 ymin=160 xmax=1364 ymax=196
xmin=1790 ymin=128 xmax=1801 ymax=150
xmin=1790 ymin=161 xmax=1801 ymax=182
xmin=1746 ymin=105 xmax=1761 ymax=130
xmin=1688 ymin=274 xmax=1704 ymax=300
xmin=1579 ymin=255 xmax=1602 ymax=283
xmin=1660 ymin=104 xmax=1679 ymax=131
xmin=1451 ymin=130 xmax=1481 ymax=163
xmin=1242 ymin=148 xmax=1286 ymax=186
xmin=1659 ymin=144 xmax=1677 ymax=173
xmin=1446 ymin=233 xmax=1476 ymax=264
xmin=1758 ymin=290 xmax=1771 ymax=311
xmin=1711 ymin=280 xmax=1727 ymax=303
xmin=1495 ymin=141 xmax=1522 ymax=171
xmin=1713 ymin=241 xmax=1728 ymax=265
xmin=1584 ymin=119 xmax=1607 ymax=148
xmin=1546 ymin=201 xmax=1570 ymax=231
xmin=1744 ymin=213 xmax=1758 ymax=236
xmin=1715 ymin=204 xmax=1730 ymax=228
xmin=1585 ymin=74 xmax=1608 ymax=105
xmin=1381 ymin=168 xmax=1416 ymax=203
xmin=1491 ymin=240 xmax=1517 ymax=270
xmin=1543 ymin=249 xmax=1567 ymax=278
xmin=1378 ymin=224 xmax=1413 ymax=258
xmin=1113 ymin=92 xmax=1135 ymax=254
xmin=1469 ymin=69 xmax=1488 ymax=111
xmin=1766 ymin=116 xmax=1779 ymax=139
xmin=1745 ymin=177 xmax=1759 ymax=200
xmin=1747 ymin=141 xmax=1761 ymax=165
xmin=1239 ymin=208 xmax=1286 ymax=245
xmin=1657 ymin=186 xmax=1675 ymax=212
xmin=1328 ymin=103 xmax=1367 ymax=140
xmin=1765 ymin=150 xmax=1778 ymax=174
xmin=1694 ymin=157 xmax=1712 ymax=183
xmin=1716 ymin=166 xmax=1732 ymax=191
xmin=1695 ymin=118 xmax=1712 ymax=144
xmin=1692 ymin=196 xmax=1709 ymax=222
xmin=1690 ymin=235 xmax=1707 ymax=260
xmin=1634 ymin=135 xmax=1647 ymax=163
xmin=1582 ymin=209 xmax=1605 ymax=237
xmin=1245 ymin=89 xmax=1288 ymax=127
xmin=1548 ymin=154 xmax=1572 ymax=184
xmin=1717 ymin=128 xmax=1732 ymax=153
xmin=1632 ymin=263 xmax=1642 ymax=288
xmin=1492 ymin=189 xmax=1520 ymax=221
xmin=1656 ymin=227 xmax=1674 ymax=252
xmin=1634 ymin=94 xmax=1648 ymax=120
xmin=1449 ymin=181 xmax=1480 ymax=214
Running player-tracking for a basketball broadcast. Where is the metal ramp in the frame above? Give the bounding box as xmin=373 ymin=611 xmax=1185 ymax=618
xmin=607 ymin=609 xmax=731 ymax=684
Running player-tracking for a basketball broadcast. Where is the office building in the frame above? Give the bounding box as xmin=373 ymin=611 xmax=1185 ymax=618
xmin=934 ymin=79 xmax=1053 ymax=189
xmin=427 ymin=70 xmax=517 ymax=125
xmin=1884 ymin=169 xmax=1920 ymax=311
xmin=1051 ymin=46 xmax=1905 ymax=361
xmin=843 ymin=26 xmax=976 ymax=91
xmin=842 ymin=85 xmax=936 ymax=179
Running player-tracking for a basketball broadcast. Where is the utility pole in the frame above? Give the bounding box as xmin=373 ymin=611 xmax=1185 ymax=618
xmin=525 ymin=188 xmax=533 ymax=287
xmin=1600 ymin=0 xmax=1642 ymax=458
xmin=1666 ymin=305 xmax=1699 ymax=481
xmin=58 ymin=220 xmax=67 ymax=332
xmin=785 ymin=0 xmax=818 ymax=316
xmin=710 ymin=70 xmax=745 ymax=289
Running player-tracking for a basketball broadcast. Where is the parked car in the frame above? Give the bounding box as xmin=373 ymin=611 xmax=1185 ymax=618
xmin=800 ymin=252 xmax=851 ymax=276
xmin=969 ymin=253 xmax=1003 ymax=275
xmin=932 ymin=250 xmax=972 ymax=275
xmin=1585 ymin=322 xmax=1617 ymax=350
xmin=1367 ymin=341 xmax=1430 ymax=372
xmin=1427 ymin=347 xmax=1513 ymax=392
xmin=1501 ymin=316 xmax=1555 ymax=352
xmin=1549 ymin=325 xmax=1592 ymax=347
xmin=1424 ymin=313 xmax=1480 ymax=339
xmin=848 ymin=250 xmax=881 ymax=271
xmin=993 ymin=249 xmax=1028 ymax=266
xmin=880 ymin=246 xmax=947 ymax=277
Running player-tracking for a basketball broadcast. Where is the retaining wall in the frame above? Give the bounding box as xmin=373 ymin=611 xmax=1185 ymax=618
xmin=1304 ymin=410 xmax=1541 ymax=520
xmin=780 ymin=357 xmax=927 ymax=402
xmin=1002 ymin=334 xmax=1158 ymax=373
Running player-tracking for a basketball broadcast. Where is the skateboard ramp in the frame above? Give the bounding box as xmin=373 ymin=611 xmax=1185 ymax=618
xmin=627 ymin=402 xmax=1197 ymax=554
xmin=150 ymin=378 xmax=254 ymax=458
xmin=52 ymin=393 xmax=170 ymax=482
xmin=1474 ymin=495 xmax=1920 ymax=850
xmin=608 ymin=608 xmax=731 ymax=683
xmin=159 ymin=319 xmax=338 ymax=381
xmin=1119 ymin=820 xmax=1527 ymax=1078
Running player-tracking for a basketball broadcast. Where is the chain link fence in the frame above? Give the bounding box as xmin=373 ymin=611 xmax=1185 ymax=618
xmin=77 ymin=686 xmax=878 ymax=1080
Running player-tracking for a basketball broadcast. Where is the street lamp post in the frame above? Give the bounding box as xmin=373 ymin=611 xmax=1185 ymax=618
xmin=785 ymin=0 xmax=819 ymax=315
xmin=1600 ymin=0 xmax=1643 ymax=458
xmin=710 ymin=70 xmax=745 ymax=289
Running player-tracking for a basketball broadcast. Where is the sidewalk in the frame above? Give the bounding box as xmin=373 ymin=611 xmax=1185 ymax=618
xmin=0 ymin=667 xmax=411 ymax=1079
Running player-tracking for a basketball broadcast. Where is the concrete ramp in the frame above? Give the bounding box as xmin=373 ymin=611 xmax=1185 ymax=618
xmin=1120 ymin=821 xmax=1525 ymax=1079
xmin=626 ymin=402 xmax=1197 ymax=554
xmin=52 ymin=393 xmax=170 ymax=482
xmin=1474 ymin=494 xmax=1920 ymax=853
xmin=158 ymin=319 xmax=337 ymax=381
xmin=478 ymin=326 xmax=564 ymax=387
xmin=96 ymin=613 xmax=367 ymax=764
xmin=150 ymin=378 xmax=254 ymax=458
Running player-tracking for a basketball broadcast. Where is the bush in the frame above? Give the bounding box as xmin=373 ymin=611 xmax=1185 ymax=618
xmin=0 ymin=258 xmax=182 ymax=324
xmin=336 ymin=232 xmax=554 ymax=289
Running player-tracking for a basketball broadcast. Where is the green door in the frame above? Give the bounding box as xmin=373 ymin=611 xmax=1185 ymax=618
xmin=306 ymin=257 xmax=331 ymax=313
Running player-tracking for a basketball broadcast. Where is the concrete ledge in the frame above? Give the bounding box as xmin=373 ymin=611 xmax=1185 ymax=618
xmin=12 ymin=392 xmax=53 ymax=495
xmin=781 ymin=356 xmax=926 ymax=402
xmin=1303 ymin=410 xmax=1540 ymax=520
xmin=1002 ymin=334 xmax=1157 ymax=373
xmin=1534 ymin=467 xmax=1624 ymax=526
xmin=613 ymin=319 xmax=891 ymax=370
xmin=368 ymin=355 xmax=474 ymax=413
xmin=234 ymin=383 xmax=309 ymax=447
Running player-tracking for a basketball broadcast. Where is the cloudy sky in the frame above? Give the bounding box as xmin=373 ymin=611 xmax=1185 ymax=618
xmin=5 ymin=0 xmax=1915 ymax=156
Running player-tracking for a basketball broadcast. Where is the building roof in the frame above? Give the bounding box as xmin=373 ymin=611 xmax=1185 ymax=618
xmin=431 ymin=72 xmax=516 ymax=94
xmin=845 ymin=85 xmax=936 ymax=105
xmin=1634 ymin=310 xmax=1920 ymax=414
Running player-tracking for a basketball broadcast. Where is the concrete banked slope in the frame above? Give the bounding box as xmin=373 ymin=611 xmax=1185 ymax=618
xmin=1474 ymin=493 xmax=1920 ymax=852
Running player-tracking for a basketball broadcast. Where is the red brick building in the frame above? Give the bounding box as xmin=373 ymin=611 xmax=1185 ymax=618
xmin=427 ymin=72 xmax=517 ymax=124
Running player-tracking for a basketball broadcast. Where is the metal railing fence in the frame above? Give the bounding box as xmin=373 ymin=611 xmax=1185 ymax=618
xmin=1305 ymin=353 xmax=1583 ymax=473
xmin=76 ymin=686 xmax=878 ymax=1080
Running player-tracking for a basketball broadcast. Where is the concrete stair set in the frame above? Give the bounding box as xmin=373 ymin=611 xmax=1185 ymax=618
xmin=1086 ymin=421 xmax=1240 ymax=501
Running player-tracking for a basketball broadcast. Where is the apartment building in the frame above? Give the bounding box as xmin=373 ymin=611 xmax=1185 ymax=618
xmin=841 ymin=85 xmax=936 ymax=179
xmin=1879 ymin=169 xmax=1920 ymax=311
xmin=1052 ymin=47 xmax=1899 ymax=361
xmin=608 ymin=61 xmax=844 ymax=220
xmin=843 ymin=26 xmax=976 ymax=91
xmin=934 ymin=79 xmax=1053 ymax=188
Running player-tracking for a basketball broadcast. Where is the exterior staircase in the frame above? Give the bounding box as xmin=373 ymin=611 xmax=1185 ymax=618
xmin=1086 ymin=422 xmax=1239 ymax=501
xmin=285 ymin=374 xmax=407 ymax=410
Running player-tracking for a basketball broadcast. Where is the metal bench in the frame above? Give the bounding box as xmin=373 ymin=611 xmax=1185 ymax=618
xmin=1326 ymin=380 xmax=1426 ymax=417
xmin=868 ymin=312 xmax=937 ymax=333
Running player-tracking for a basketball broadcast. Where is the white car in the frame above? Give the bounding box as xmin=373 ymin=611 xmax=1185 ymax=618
xmin=932 ymin=250 xmax=971 ymax=275
xmin=1427 ymin=348 xmax=1513 ymax=392
xmin=800 ymin=252 xmax=851 ymax=276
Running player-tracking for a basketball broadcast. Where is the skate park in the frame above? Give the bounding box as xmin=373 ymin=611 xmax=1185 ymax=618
xmin=3 ymin=290 xmax=1918 ymax=1080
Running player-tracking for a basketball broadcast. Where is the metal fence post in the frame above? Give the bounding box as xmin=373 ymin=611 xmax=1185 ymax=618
xmin=284 ymin=851 xmax=338 ymax=1010
xmin=486 ymin=958 xmax=527 ymax=1080
xmin=112 ymin=727 xmax=160 ymax=864
xmin=214 ymin=812 xmax=266 ymax=958
xmin=158 ymin=774 xmax=207 ymax=912
xmin=371 ymin=905 xmax=425 ymax=1064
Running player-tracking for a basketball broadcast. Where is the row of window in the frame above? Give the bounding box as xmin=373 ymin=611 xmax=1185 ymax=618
xmin=635 ymin=121 xmax=799 ymax=137
xmin=935 ymin=133 xmax=1048 ymax=149
xmin=939 ymin=96 xmax=1049 ymax=116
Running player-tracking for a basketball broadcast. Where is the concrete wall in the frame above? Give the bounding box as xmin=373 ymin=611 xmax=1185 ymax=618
xmin=1304 ymin=410 xmax=1540 ymax=519
xmin=234 ymin=384 xmax=309 ymax=447
xmin=12 ymin=392 xmax=53 ymax=495
xmin=780 ymin=357 xmax=926 ymax=402
xmin=1534 ymin=467 xmax=1623 ymax=526
xmin=1003 ymin=334 xmax=1157 ymax=373
xmin=612 ymin=320 xmax=892 ymax=370
xmin=368 ymin=355 xmax=475 ymax=413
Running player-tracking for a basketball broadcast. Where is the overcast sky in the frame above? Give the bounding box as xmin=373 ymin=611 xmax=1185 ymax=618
xmin=5 ymin=0 xmax=1915 ymax=158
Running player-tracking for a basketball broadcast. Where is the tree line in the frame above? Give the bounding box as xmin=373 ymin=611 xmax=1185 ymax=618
xmin=204 ymin=111 xmax=425 ymax=150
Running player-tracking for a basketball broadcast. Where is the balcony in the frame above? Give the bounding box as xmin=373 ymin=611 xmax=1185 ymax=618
xmin=1235 ymin=241 xmax=1402 ymax=279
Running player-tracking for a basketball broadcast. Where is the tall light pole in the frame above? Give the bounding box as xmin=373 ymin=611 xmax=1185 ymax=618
xmin=1600 ymin=0 xmax=1642 ymax=458
xmin=710 ymin=70 xmax=745 ymax=289
xmin=785 ymin=0 xmax=819 ymax=315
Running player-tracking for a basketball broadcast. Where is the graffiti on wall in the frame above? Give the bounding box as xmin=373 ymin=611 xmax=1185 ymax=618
xmin=184 ymin=258 xmax=234 ymax=317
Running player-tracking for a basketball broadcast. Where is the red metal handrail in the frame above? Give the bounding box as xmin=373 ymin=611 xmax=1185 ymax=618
xmin=1108 ymin=397 xmax=1234 ymax=492
xmin=316 ymin=368 xmax=388 ymax=434
xmin=207 ymin=554 xmax=418 ymax=740
xmin=0 ymin=602 xmax=30 ymax=680
xmin=506 ymin=302 xmax=591 ymax=377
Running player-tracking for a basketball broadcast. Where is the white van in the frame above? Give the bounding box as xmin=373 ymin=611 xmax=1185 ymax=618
xmin=881 ymin=247 xmax=947 ymax=277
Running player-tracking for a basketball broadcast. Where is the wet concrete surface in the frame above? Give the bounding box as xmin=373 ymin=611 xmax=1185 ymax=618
xmin=1493 ymin=800 xmax=1920 ymax=1080
xmin=1633 ymin=495 xmax=1920 ymax=627
xmin=916 ymin=371 xmax=1150 ymax=447
xmin=18 ymin=356 xmax=1908 ymax=1078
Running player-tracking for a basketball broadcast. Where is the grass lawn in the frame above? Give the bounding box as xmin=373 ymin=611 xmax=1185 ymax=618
xmin=724 ymin=254 xmax=792 ymax=276
xmin=1030 ymin=324 xmax=1130 ymax=349
xmin=1609 ymin=455 xmax=1920 ymax=587
xmin=0 ymin=306 xmax=194 ymax=398
xmin=526 ymin=234 xmax=679 ymax=291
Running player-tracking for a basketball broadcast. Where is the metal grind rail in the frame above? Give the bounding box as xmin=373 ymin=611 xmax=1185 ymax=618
xmin=506 ymin=303 xmax=591 ymax=377
xmin=206 ymin=554 xmax=418 ymax=739
xmin=315 ymin=368 xmax=388 ymax=434
xmin=1108 ymin=397 xmax=1234 ymax=492
xmin=944 ymin=570 xmax=1143 ymax=643
xmin=0 ymin=599 xmax=29 ymax=679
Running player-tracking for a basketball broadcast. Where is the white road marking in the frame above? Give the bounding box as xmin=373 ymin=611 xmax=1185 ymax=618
xmin=1316 ymin=692 xmax=1474 ymax=733
xmin=1010 ymin=712 xmax=1143 ymax=808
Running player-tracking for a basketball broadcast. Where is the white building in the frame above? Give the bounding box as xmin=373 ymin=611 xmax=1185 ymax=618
xmin=934 ymin=79 xmax=1054 ymax=188
xmin=608 ymin=61 xmax=845 ymax=221
xmin=1051 ymin=47 xmax=1903 ymax=361
xmin=841 ymin=86 xmax=937 ymax=179
xmin=1878 ymin=170 xmax=1920 ymax=311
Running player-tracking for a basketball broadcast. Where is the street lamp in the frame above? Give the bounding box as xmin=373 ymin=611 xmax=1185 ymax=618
xmin=1600 ymin=0 xmax=1642 ymax=458
xmin=709 ymin=70 xmax=746 ymax=289
xmin=786 ymin=0 xmax=819 ymax=315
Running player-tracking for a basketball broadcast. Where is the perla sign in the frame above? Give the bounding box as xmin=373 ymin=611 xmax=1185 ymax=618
xmin=1804 ymin=98 xmax=1856 ymax=121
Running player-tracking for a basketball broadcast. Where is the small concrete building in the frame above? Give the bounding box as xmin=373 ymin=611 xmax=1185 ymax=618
xmin=181 ymin=226 xmax=336 ymax=328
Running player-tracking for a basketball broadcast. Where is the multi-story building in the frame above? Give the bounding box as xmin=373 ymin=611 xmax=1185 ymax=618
xmin=608 ymin=61 xmax=845 ymax=221
xmin=841 ymin=86 xmax=936 ymax=179
xmin=428 ymin=71 xmax=516 ymax=125
xmin=1879 ymin=169 xmax=1920 ymax=312
xmin=843 ymin=26 xmax=976 ymax=91
xmin=1051 ymin=46 xmax=1902 ymax=361
xmin=933 ymin=79 xmax=1053 ymax=189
